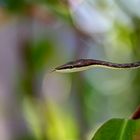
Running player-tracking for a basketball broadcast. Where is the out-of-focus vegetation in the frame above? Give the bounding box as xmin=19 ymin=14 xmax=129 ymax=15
xmin=0 ymin=0 xmax=140 ymax=140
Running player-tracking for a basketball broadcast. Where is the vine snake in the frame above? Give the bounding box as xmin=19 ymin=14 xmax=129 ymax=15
xmin=53 ymin=59 xmax=140 ymax=73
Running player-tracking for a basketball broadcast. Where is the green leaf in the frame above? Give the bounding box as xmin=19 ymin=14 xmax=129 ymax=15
xmin=92 ymin=118 xmax=140 ymax=140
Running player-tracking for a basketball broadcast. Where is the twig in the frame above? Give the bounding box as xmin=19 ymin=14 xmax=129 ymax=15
xmin=131 ymin=105 xmax=140 ymax=120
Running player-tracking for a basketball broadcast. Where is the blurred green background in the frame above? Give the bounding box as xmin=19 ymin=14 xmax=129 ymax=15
xmin=0 ymin=0 xmax=140 ymax=140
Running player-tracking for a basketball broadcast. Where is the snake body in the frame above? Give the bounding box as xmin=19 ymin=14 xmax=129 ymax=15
xmin=54 ymin=59 xmax=140 ymax=73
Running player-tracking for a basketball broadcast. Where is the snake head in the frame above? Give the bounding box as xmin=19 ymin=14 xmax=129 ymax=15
xmin=54 ymin=59 xmax=98 ymax=73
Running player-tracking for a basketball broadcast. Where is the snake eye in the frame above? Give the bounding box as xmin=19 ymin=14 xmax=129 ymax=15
xmin=69 ymin=65 xmax=74 ymax=68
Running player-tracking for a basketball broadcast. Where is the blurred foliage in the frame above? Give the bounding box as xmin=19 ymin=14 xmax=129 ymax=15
xmin=45 ymin=0 xmax=60 ymax=5
xmin=1 ymin=0 xmax=140 ymax=140
xmin=5 ymin=0 xmax=28 ymax=13
xmin=5 ymin=0 xmax=72 ymax=24
xmin=31 ymin=40 xmax=54 ymax=71
xmin=44 ymin=0 xmax=73 ymax=24
xmin=19 ymin=40 xmax=55 ymax=100
xmin=23 ymin=98 xmax=79 ymax=140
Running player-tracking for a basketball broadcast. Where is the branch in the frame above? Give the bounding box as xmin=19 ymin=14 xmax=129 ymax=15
xmin=131 ymin=105 xmax=140 ymax=120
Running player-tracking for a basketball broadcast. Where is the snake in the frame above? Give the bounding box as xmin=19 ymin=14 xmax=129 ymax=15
xmin=53 ymin=59 xmax=140 ymax=73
